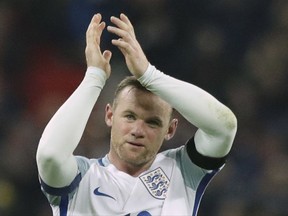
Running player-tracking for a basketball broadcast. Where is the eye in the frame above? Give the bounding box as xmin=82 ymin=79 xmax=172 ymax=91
xmin=146 ymin=119 xmax=162 ymax=128
xmin=125 ymin=114 xmax=136 ymax=121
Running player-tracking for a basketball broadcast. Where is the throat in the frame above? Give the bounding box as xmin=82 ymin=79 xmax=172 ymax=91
xmin=123 ymin=163 xmax=151 ymax=177
xmin=108 ymin=152 xmax=154 ymax=177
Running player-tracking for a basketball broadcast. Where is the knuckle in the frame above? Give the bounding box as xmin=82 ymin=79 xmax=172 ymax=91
xmin=123 ymin=32 xmax=130 ymax=38
xmin=123 ymin=32 xmax=129 ymax=38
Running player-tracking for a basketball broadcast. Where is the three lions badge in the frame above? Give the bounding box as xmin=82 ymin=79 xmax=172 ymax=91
xmin=140 ymin=167 xmax=170 ymax=200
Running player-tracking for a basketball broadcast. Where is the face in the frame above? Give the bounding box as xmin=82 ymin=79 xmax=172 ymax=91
xmin=105 ymin=86 xmax=178 ymax=170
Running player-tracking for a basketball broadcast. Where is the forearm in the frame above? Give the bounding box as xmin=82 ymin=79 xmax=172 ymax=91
xmin=138 ymin=64 xmax=237 ymax=157
xmin=36 ymin=67 xmax=106 ymax=187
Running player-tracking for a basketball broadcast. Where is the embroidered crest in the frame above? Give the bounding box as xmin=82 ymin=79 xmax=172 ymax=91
xmin=140 ymin=167 xmax=170 ymax=200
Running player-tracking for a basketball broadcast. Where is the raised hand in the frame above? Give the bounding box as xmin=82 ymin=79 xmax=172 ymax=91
xmin=107 ymin=13 xmax=149 ymax=78
xmin=85 ymin=13 xmax=112 ymax=78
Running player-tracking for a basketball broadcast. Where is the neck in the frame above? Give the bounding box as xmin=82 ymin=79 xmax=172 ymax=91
xmin=107 ymin=152 xmax=153 ymax=177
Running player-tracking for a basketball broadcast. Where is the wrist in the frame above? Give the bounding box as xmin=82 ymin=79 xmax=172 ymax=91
xmin=86 ymin=66 xmax=107 ymax=88
xmin=137 ymin=63 xmax=154 ymax=81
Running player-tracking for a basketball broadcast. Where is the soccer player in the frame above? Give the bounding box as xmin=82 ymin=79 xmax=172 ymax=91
xmin=36 ymin=13 xmax=237 ymax=216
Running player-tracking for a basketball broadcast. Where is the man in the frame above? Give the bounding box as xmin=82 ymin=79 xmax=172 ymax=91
xmin=36 ymin=13 xmax=237 ymax=216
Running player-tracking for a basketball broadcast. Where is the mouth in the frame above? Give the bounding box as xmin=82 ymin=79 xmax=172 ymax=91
xmin=127 ymin=141 xmax=144 ymax=147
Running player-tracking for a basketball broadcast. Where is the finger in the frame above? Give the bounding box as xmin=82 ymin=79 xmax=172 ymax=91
xmin=86 ymin=24 xmax=95 ymax=46
xmin=92 ymin=13 xmax=102 ymax=25
xmin=110 ymin=14 xmax=136 ymax=40
xmin=111 ymin=39 xmax=132 ymax=55
xmin=96 ymin=21 xmax=106 ymax=45
xmin=87 ymin=22 xmax=105 ymax=49
xmin=107 ymin=25 xmax=130 ymax=41
xmin=86 ymin=25 xmax=98 ymax=49
xmin=110 ymin=15 xmax=131 ymax=32
xmin=119 ymin=13 xmax=135 ymax=38
xmin=103 ymin=50 xmax=112 ymax=62
xmin=120 ymin=13 xmax=133 ymax=29
xmin=86 ymin=14 xmax=102 ymax=43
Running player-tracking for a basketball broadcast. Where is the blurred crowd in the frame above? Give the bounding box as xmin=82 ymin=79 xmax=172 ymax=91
xmin=0 ymin=0 xmax=287 ymax=215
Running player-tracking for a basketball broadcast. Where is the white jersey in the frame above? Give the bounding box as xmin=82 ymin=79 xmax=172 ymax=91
xmin=38 ymin=64 xmax=235 ymax=216
xmin=40 ymin=139 xmax=225 ymax=216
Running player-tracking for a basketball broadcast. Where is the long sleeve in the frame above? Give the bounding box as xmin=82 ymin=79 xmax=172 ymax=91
xmin=36 ymin=67 xmax=107 ymax=187
xmin=138 ymin=64 xmax=237 ymax=158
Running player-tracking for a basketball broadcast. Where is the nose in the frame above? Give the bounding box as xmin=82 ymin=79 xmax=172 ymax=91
xmin=131 ymin=120 xmax=145 ymax=138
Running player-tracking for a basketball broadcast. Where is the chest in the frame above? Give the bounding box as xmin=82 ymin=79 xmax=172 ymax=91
xmin=71 ymin=165 xmax=173 ymax=215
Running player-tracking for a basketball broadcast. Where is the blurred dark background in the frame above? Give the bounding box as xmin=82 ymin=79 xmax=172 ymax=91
xmin=0 ymin=0 xmax=287 ymax=215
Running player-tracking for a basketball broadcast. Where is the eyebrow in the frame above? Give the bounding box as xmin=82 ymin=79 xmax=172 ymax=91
xmin=123 ymin=110 xmax=136 ymax=116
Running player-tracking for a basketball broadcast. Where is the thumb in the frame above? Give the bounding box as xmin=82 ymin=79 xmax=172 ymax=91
xmin=103 ymin=50 xmax=112 ymax=63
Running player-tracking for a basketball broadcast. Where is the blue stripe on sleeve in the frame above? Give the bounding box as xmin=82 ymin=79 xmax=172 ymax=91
xmin=98 ymin=158 xmax=105 ymax=166
xmin=40 ymin=173 xmax=82 ymax=196
xmin=60 ymin=195 xmax=69 ymax=216
xmin=192 ymin=169 xmax=218 ymax=216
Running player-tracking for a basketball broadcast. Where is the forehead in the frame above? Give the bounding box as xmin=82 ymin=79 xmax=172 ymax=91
xmin=114 ymin=86 xmax=172 ymax=116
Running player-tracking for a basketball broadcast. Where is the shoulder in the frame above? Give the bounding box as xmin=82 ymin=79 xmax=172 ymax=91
xmin=159 ymin=137 xmax=227 ymax=171
xmin=75 ymin=156 xmax=102 ymax=178
xmin=158 ymin=140 xmax=225 ymax=190
xmin=158 ymin=145 xmax=190 ymax=167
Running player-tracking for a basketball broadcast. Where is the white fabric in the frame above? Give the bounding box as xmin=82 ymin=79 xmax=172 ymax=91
xmin=37 ymin=64 xmax=236 ymax=215
xmin=37 ymin=67 xmax=107 ymax=187
xmin=138 ymin=64 xmax=237 ymax=157
xmin=44 ymin=146 xmax=220 ymax=216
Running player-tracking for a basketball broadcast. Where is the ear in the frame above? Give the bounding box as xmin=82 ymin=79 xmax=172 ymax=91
xmin=165 ymin=118 xmax=178 ymax=140
xmin=105 ymin=104 xmax=113 ymax=127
